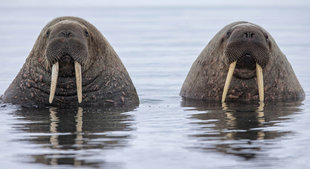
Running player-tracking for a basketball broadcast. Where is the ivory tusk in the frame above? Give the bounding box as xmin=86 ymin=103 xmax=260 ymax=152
xmin=49 ymin=62 xmax=59 ymax=104
xmin=256 ymin=64 xmax=264 ymax=102
xmin=75 ymin=61 xmax=82 ymax=103
xmin=222 ymin=61 xmax=237 ymax=102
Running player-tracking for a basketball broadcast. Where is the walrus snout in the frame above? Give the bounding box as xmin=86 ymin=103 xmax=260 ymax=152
xmin=46 ymin=21 xmax=88 ymax=104
xmin=45 ymin=33 xmax=88 ymax=66
xmin=225 ymin=25 xmax=270 ymax=68
xmin=222 ymin=24 xmax=270 ymax=103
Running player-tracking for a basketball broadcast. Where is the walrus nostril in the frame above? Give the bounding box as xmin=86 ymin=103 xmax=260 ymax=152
xmin=60 ymin=31 xmax=72 ymax=38
xmin=243 ymin=32 xmax=255 ymax=39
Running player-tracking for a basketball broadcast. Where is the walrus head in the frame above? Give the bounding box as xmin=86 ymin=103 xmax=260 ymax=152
xmin=180 ymin=21 xmax=304 ymax=102
xmin=44 ymin=20 xmax=89 ymax=104
xmin=2 ymin=16 xmax=139 ymax=107
xmin=222 ymin=23 xmax=271 ymax=102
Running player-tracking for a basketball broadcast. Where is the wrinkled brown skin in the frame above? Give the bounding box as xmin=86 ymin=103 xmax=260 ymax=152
xmin=180 ymin=21 xmax=305 ymax=102
xmin=1 ymin=16 xmax=139 ymax=108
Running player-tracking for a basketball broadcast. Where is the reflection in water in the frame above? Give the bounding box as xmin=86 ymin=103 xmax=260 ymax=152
xmin=182 ymin=99 xmax=303 ymax=160
xmin=13 ymin=106 xmax=135 ymax=167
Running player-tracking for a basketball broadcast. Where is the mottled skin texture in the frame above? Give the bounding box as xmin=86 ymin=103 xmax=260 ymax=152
xmin=2 ymin=16 xmax=139 ymax=108
xmin=180 ymin=21 xmax=304 ymax=101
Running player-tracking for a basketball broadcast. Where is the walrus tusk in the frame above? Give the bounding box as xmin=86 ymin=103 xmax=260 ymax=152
xmin=75 ymin=61 xmax=82 ymax=103
xmin=222 ymin=61 xmax=236 ymax=102
xmin=256 ymin=64 xmax=264 ymax=102
xmin=49 ymin=62 xmax=59 ymax=104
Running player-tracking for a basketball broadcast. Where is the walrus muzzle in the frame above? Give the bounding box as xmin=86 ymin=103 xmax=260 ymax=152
xmin=222 ymin=41 xmax=269 ymax=103
xmin=46 ymin=37 xmax=88 ymax=104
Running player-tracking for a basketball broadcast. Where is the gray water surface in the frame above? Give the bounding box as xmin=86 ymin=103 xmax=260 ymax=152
xmin=0 ymin=5 xmax=310 ymax=169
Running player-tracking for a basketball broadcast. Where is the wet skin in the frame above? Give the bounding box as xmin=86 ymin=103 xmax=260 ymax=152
xmin=1 ymin=16 xmax=139 ymax=108
xmin=180 ymin=21 xmax=304 ymax=102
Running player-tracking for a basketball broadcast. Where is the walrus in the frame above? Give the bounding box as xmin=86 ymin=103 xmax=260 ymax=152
xmin=180 ymin=21 xmax=305 ymax=102
xmin=1 ymin=16 xmax=139 ymax=107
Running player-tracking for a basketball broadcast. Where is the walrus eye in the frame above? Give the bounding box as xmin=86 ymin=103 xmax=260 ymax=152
xmin=84 ymin=30 xmax=89 ymax=37
xmin=46 ymin=30 xmax=50 ymax=37
xmin=221 ymin=30 xmax=232 ymax=43
xmin=226 ymin=31 xmax=231 ymax=39
xmin=265 ymin=34 xmax=271 ymax=48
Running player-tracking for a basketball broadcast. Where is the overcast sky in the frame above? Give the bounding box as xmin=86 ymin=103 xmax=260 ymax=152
xmin=1 ymin=0 xmax=310 ymax=7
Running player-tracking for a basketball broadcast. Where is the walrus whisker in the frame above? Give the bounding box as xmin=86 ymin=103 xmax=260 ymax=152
xmin=256 ymin=63 xmax=264 ymax=102
xmin=49 ymin=62 xmax=59 ymax=104
xmin=75 ymin=61 xmax=82 ymax=103
xmin=222 ymin=61 xmax=236 ymax=102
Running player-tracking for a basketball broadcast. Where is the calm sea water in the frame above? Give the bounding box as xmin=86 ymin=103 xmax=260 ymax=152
xmin=0 ymin=5 xmax=310 ymax=169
